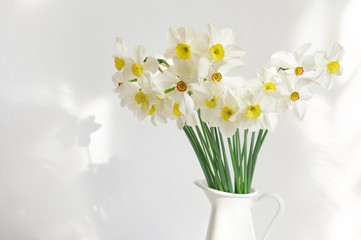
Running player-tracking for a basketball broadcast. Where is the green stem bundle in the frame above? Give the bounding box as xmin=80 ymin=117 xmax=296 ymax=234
xmin=183 ymin=113 xmax=268 ymax=194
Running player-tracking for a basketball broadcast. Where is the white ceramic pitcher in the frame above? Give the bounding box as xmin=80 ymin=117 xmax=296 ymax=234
xmin=195 ymin=179 xmax=285 ymax=240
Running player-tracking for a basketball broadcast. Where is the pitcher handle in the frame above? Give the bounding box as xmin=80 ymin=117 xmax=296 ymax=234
xmin=251 ymin=192 xmax=285 ymax=240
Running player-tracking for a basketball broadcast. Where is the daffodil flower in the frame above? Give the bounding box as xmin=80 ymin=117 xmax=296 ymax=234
xmin=156 ymin=58 xmax=199 ymax=115
xmin=235 ymin=90 xmax=278 ymax=131
xmin=112 ymin=71 xmax=133 ymax=107
xmin=164 ymin=26 xmax=208 ymax=66
xmin=246 ymin=67 xmax=280 ymax=94
xmin=112 ymin=71 xmax=124 ymax=88
xmin=156 ymin=95 xmax=197 ymax=129
xmin=245 ymin=67 xmax=287 ymax=114
xmin=112 ymin=38 xmax=128 ymax=72
xmin=209 ymin=90 xmax=242 ymax=138
xmin=199 ymin=59 xmax=245 ymax=92
xmin=277 ymin=72 xmax=313 ymax=120
xmin=314 ymin=42 xmax=345 ymax=89
xmin=149 ymin=97 xmax=170 ymax=126
xmin=123 ymin=45 xmax=159 ymax=88
xmin=271 ymin=42 xmax=316 ymax=80
xmin=192 ymin=81 xmax=224 ymax=124
xmin=204 ymin=23 xmax=245 ymax=63
xmin=121 ymin=83 xmax=164 ymax=122
xmin=169 ymin=102 xmax=197 ymax=129
xmin=112 ymin=38 xmax=131 ymax=94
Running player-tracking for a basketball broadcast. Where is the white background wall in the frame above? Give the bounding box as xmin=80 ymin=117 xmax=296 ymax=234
xmin=1 ymin=0 xmax=361 ymax=239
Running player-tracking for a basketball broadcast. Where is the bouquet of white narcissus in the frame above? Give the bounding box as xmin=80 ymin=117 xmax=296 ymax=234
xmin=112 ymin=24 xmax=344 ymax=194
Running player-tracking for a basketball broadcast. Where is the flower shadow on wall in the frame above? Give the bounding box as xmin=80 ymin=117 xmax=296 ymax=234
xmin=0 ymin=102 xmax=103 ymax=240
xmin=57 ymin=115 xmax=101 ymax=167
xmin=55 ymin=115 xmax=165 ymax=239
xmin=57 ymin=115 xmax=101 ymax=149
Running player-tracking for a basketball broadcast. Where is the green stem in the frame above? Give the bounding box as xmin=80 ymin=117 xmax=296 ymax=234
xmin=242 ymin=129 xmax=249 ymax=193
xmin=236 ymin=129 xmax=243 ymax=193
xmin=189 ymin=125 xmax=224 ymax=191
xmin=247 ymin=131 xmax=256 ymax=192
xmin=157 ymin=58 xmax=170 ymax=67
xmin=198 ymin=112 xmax=228 ymax=192
xmin=210 ymin=127 xmax=229 ymax=192
xmin=228 ymin=137 xmax=241 ymax=193
xmin=183 ymin=126 xmax=214 ymax=188
xmin=194 ymin=125 xmax=223 ymax=189
xmin=250 ymin=130 xmax=268 ymax=185
xmin=218 ymin=128 xmax=233 ymax=193
xmin=248 ymin=129 xmax=263 ymax=188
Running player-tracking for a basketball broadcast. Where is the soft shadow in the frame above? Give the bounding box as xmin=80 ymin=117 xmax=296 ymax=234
xmin=0 ymin=104 xmax=102 ymax=240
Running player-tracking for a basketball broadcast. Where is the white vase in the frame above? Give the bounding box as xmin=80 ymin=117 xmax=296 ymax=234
xmin=195 ymin=179 xmax=285 ymax=240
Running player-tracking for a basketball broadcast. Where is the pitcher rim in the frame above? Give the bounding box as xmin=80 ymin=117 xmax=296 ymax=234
xmin=194 ymin=179 xmax=259 ymax=198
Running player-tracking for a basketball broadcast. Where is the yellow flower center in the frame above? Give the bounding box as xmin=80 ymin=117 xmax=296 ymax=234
xmin=209 ymin=44 xmax=225 ymax=61
xmin=118 ymin=82 xmax=122 ymax=87
xmin=264 ymin=82 xmax=277 ymax=94
xmin=114 ymin=57 xmax=125 ymax=71
xmin=175 ymin=43 xmax=191 ymax=60
xmin=221 ymin=106 xmax=234 ymax=122
xmin=148 ymin=104 xmax=156 ymax=115
xmin=290 ymin=91 xmax=300 ymax=101
xmin=204 ymin=96 xmax=217 ymax=108
xmin=172 ymin=103 xmax=182 ymax=116
xmin=132 ymin=64 xmax=143 ymax=77
xmin=176 ymin=81 xmax=187 ymax=92
xmin=246 ymin=104 xmax=262 ymax=119
xmin=211 ymin=72 xmax=222 ymax=82
xmin=134 ymin=92 xmax=147 ymax=104
xmin=294 ymin=66 xmax=304 ymax=75
xmin=328 ymin=61 xmax=340 ymax=74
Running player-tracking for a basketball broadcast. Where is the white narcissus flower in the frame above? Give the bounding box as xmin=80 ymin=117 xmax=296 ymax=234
xmin=169 ymin=102 xmax=197 ymax=129
xmin=277 ymin=72 xmax=313 ymax=120
xmin=246 ymin=66 xmax=280 ymax=94
xmin=148 ymin=96 xmax=169 ymax=126
xmin=210 ymin=90 xmax=241 ymax=138
xmin=121 ymin=83 xmax=164 ymax=122
xmin=156 ymin=58 xmax=199 ymax=115
xmin=123 ymin=45 xmax=159 ymax=88
xmin=192 ymin=81 xmax=224 ymax=124
xmin=245 ymin=67 xmax=287 ymax=114
xmin=200 ymin=59 xmax=245 ymax=93
xmin=112 ymin=71 xmax=135 ymax=107
xmin=112 ymin=71 xmax=125 ymax=88
xmin=204 ymin=23 xmax=245 ymax=64
xmin=113 ymin=38 xmax=128 ymax=72
xmin=164 ymin=26 xmax=208 ymax=66
xmin=314 ymin=42 xmax=345 ymax=89
xmin=235 ymin=90 xmax=278 ymax=131
xmin=114 ymin=81 xmax=137 ymax=108
xmin=271 ymin=42 xmax=316 ymax=80
xmin=158 ymin=94 xmax=197 ymax=129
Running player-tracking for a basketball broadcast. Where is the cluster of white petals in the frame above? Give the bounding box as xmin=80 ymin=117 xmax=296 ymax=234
xmin=112 ymin=24 xmax=344 ymax=137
